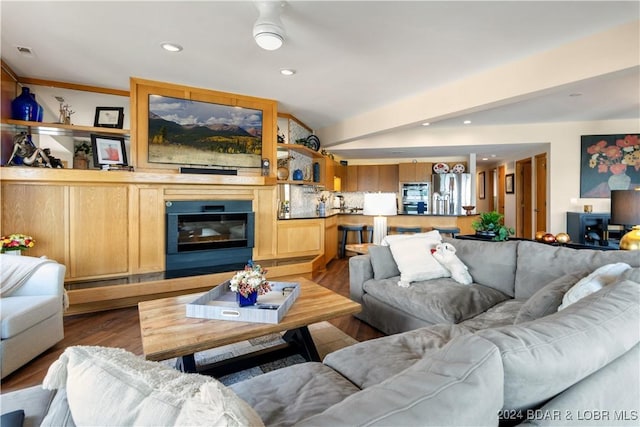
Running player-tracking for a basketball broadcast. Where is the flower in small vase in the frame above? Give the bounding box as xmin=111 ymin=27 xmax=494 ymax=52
xmin=588 ymin=135 xmax=640 ymax=175
xmin=229 ymin=261 xmax=272 ymax=298
xmin=1 ymin=233 xmax=35 ymax=253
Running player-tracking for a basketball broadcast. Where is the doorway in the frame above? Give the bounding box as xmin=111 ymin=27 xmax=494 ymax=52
xmin=514 ymin=153 xmax=548 ymax=239
xmin=516 ymin=158 xmax=533 ymax=238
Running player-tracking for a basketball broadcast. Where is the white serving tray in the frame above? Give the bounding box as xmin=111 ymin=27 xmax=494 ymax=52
xmin=186 ymin=281 xmax=300 ymax=324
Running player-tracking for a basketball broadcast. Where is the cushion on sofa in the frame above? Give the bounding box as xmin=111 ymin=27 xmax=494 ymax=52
xmin=323 ymin=324 xmax=472 ymax=388
xmin=621 ymin=267 xmax=640 ymax=283
xmin=443 ymin=237 xmax=519 ymax=297
xmin=381 ymin=230 xmax=442 ymax=246
xmin=514 ymin=241 xmax=640 ymax=299
xmin=476 ymin=279 xmax=640 ymax=412
xmin=518 ymin=343 xmax=640 ymax=426
xmin=363 ymin=276 xmax=509 ymax=325
xmin=388 ymin=235 xmax=450 ymax=287
xmin=230 ymin=362 xmax=359 ymax=427
xmin=558 ymin=263 xmax=631 ymax=311
xmin=514 ymin=272 xmax=588 ymax=323
xmin=367 ymin=245 xmax=400 ymax=280
xmin=42 ymin=346 xmax=263 ymax=427
xmin=297 ymin=334 xmax=504 ymax=427
xmin=0 ymin=296 xmax=61 ymax=339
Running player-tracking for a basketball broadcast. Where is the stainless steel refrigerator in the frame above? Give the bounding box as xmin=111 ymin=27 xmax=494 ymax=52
xmin=431 ymin=173 xmax=472 ymax=215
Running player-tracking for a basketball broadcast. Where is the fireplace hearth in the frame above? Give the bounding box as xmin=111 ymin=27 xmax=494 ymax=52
xmin=166 ymin=200 xmax=255 ymax=273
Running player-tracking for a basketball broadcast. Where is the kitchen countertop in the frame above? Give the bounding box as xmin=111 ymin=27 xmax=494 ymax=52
xmin=278 ymin=211 xmax=476 ymax=220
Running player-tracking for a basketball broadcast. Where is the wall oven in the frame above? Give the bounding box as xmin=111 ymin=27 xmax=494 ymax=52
xmin=401 ymin=182 xmax=430 ymax=214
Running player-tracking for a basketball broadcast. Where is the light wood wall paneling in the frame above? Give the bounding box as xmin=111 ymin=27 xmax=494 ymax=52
xmin=1 ymin=183 xmax=67 ymax=264
xmin=69 ymin=185 xmax=129 ymax=278
xmin=277 ymin=219 xmax=324 ymax=257
xmin=133 ymin=185 xmax=165 ymax=273
xmin=253 ymin=187 xmax=278 ymax=259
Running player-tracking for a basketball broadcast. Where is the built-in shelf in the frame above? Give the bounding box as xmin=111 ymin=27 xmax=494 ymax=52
xmin=1 ymin=119 xmax=130 ymax=138
xmin=277 ymin=143 xmax=324 ymax=159
xmin=277 ymin=179 xmax=323 ymax=186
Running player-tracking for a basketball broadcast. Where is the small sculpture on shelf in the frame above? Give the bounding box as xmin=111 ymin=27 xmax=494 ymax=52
xmin=56 ymin=97 xmax=75 ymax=125
xmin=6 ymin=133 xmax=63 ymax=168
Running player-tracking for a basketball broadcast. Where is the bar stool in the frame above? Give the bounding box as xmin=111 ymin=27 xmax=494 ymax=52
xmin=395 ymin=226 xmax=422 ymax=234
xmin=434 ymin=227 xmax=460 ymax=238
xmin=339 ymin=225 xmax=368 ymax=258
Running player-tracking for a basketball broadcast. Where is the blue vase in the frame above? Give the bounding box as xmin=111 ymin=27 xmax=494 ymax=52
xmin=11 ymin=87 xmax=38 ymax=121
xmin=237 ymin=291 xmax=258 ymax=307
xmin=292 ymin=169 xmax=303 ymax=180
xmin=313 ymin=162 xmax=320 ymax=182
xmin=29 ymin=93 xmax=44 ymax=122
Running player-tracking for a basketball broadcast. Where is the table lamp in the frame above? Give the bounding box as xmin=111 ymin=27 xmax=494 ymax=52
xmin=363 ymin=192 xmax=398 ymax=245
xmin=610 ymin=188 xmax=640 ymax=250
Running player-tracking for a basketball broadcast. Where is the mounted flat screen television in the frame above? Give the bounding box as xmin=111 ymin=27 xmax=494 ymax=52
xmin=147 ymin=95 xmax=263 ymax=169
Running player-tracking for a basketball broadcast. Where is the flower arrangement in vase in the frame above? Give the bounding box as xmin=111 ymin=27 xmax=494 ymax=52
xmin=229 ymin=261 xmax=272 ymax=307
xmin=587 ymin=135 xmax=640 ymax=190
xmin=1 ymin=233 xmax=35 ymax=254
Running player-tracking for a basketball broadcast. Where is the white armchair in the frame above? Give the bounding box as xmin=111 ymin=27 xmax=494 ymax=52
xmin=0 ymin=255 xmax=66 ymax=378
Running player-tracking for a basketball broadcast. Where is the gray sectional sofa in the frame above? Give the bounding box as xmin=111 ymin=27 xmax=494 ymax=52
xmin=2 ymin=238 xmax=639 ymax=426
xmin=350 ymin=237 xmax=640 ymax=335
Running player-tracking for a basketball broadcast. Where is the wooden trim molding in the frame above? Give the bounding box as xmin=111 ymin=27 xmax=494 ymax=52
xmin=130 ymin=77 xmax=277 ymax=175
xmin=16 ymin=77 xmax=129 ymax=97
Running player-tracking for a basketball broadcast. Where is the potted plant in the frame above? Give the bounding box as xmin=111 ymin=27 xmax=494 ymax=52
xmin=1 ymin=233 xmax=35 ymax=254
xmin=472 ymin=211 xmax=515 ymax=241
xmin=74 ymin=141 xmax=92 ymax=169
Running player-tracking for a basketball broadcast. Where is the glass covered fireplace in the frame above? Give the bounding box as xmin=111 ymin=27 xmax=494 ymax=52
xmin=165 ymin=200 xmax=254 ymax=274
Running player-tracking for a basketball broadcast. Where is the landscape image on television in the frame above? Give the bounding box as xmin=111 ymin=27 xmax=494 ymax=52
xmin=148 ymin=95 xmax=263 ymax=168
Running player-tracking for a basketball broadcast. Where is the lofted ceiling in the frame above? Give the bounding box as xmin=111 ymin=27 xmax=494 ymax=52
xmin=1 ymin=1 xmax=639 ymax=162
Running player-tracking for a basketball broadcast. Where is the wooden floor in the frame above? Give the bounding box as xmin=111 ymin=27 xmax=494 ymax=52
xmin=1 ymin=257 xmax=383 ymax=394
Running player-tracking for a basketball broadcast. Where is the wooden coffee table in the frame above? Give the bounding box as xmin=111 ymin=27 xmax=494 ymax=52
xmin=138 ymin=277 xmax=361 ymax=377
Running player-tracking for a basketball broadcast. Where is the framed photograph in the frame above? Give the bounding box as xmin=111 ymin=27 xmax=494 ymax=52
xmin=91 ymin=134 xmax=127 ymax=166
xmin=505 ymin=173 xmax=515 ymax=194
xmin=580 ymin=134 xmax=640 ymax=198
xmin=94 ymin=107 xmax=124 ymax=129
xmin=478 ymin=171 xmax=486 ymax=200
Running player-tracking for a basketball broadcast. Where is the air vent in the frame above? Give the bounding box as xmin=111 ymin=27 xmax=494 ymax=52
xmin=16 ymin=46 xmax=34 ymax=57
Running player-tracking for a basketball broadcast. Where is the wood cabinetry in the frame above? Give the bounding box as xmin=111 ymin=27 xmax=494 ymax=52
xmin=399 ymin=162 xmax=431 ymax=182
xmin=346 ymin=166 xmax=359 ymax=192
xmin=276 ymin=219 xmax=324 ymax=257
xmin=69 ymin=185 xmax=129 ymax=277
xmin=378 ymin=164 xmax=399 ymax=192
xmin=324 ymin=215 xmax=338 ymax=263
xmin=334 ymin=163 xmax=347 ymax=192
xmin=347 ymin=164 xmax=399 ymax=192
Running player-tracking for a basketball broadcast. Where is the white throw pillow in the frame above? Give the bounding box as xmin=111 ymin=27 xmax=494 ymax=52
xmin=388 ymin=236 xmax=450 ymax=287
xmin=42 ymin=346 xmax=264 ymax=427
xmin=381 ymin=230 xmax=442 ymax=246
xmin=558 ymin=262 xmax=631 ymax=311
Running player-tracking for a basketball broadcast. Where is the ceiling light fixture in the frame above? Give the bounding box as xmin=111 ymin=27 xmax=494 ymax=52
xmin=161 ymin=43 xmax=183 ymax=52
xmin=421 ymin=122 xmax=430 ymax=126
xmin=280 ymin=68 xmax=296 ymax=76
xmin=463 ymin=120 xmax=472 ymax=125
xmin=253 ymin=1 xmax=285 ymax=51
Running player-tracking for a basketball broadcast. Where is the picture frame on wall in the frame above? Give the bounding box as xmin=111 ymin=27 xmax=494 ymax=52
xmin=579 ymin=134 xmax=640 ymax=198
xmin=478 ymin=171 xmax=486 ymax=200
xmin=94 ymin=107 xmax=124 ymax=129
xmin=505 ymin=173 xmax=515 ymax=194
xmin=91 ymin=134 xmax=127 ymax=167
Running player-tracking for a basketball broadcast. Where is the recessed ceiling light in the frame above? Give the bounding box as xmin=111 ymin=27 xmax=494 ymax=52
xmin=491 ymin=154 xmax=496 ymax=158
xmin=482 ymin=157 xmax=489 ymax=161
xmin=280 ymin=69 xmax=296 ymax=76
xmin=421 ymin=122 xmax=430 ymax=126
xmin=161 ymin=42 xmax=183 ymax=52
xmin=463 ymin=120 xmax=472 ymax=125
